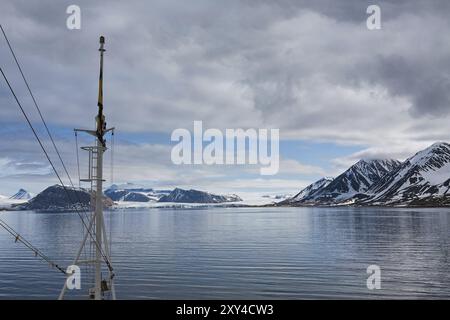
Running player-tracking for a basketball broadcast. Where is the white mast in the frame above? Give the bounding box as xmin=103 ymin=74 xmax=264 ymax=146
xmin=94 ymin=35 xmax=106 ymax=301
xmin=59 ymin=36 xmax=115 ymax=300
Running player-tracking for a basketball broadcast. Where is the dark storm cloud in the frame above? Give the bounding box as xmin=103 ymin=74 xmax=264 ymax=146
xmin=1 ymin=0 xmax=450 ymax=192
xmin=248 ymin=0 xmax=450 ymax=22
xmin=371 ymin=54 xmax=450 ymax=117
xmin=1 ymin=0 xmax=450 ymax=130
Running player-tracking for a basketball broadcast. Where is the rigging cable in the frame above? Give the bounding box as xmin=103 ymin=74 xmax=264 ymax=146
xmin=0 ymin=24 xmax=91 ymax=227
xmin=0 ymin=25 xmax=114 ymax=274
xmin=0 ymin=67 xmax=113 ymax=273
xmin=75 ymin=131 xmax=81 ymax=189
xmin=0 ymin=218 xmax=67 ymax=275
xmin=75 ymin=132 xmax=89 ymax=277
xmin=109 ymin=130 xmax=114 ymax=256
xmin=0 ymin=24 xmax=76 ymax=189
xmin=110 ymin=130 xmax=114 ymax=187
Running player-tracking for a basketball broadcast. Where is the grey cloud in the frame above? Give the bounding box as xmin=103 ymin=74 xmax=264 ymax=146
xmin=2 ymin=0 xmax=450 ymax=135
xmin=369 ymin=54 xmax=450 ymax=117
xmin=2 ymin=0 xmax=450 ymax=194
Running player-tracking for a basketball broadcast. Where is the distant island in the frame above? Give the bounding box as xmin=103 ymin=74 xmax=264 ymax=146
xmin=105 ymin=184 xmax=241 ymax=204
xmin=1 ymin=184 xmax=243 ymax=212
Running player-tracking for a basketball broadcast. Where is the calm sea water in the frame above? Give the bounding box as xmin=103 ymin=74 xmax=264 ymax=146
xmin=0 ymin=207 xmax=449 ymax=299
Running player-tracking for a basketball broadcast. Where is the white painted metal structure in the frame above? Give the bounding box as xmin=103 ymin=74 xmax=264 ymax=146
xmin=58 ymin=36 xmax=116 ymax=300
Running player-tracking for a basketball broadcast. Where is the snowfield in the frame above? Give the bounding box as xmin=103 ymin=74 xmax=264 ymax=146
xmin=0 ymin=195 xmax=28 ymax=209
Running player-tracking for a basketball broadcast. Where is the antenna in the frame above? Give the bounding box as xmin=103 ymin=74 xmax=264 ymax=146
xmin=59 ymin=36 xmax=116 ymax=300
xmin=97 ymin=35 xmax=106 ymax=146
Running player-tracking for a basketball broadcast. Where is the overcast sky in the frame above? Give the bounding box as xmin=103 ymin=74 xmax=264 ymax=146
xmin=1 ymin=0 xmax=450 ymax=196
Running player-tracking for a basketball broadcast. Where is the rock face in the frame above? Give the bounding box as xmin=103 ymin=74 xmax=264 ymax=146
xmin=158 ymin=188 xmax=242 ymax=203
xmin=20 ymin=185 xmax=91 ymax=212
xmin=20 ymin=185 xmax=112 ymax=212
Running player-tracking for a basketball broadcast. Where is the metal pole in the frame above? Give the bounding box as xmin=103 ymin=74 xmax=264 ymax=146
xmin=94 ymin=36 xmax=106 ymax=300
xmin=63 ymin=36 xmax=113 ymax=300
xmin=94 ymin=144 xmax=103 ymax=300
xmin=100 ymin=209 xmax=116 ymax=300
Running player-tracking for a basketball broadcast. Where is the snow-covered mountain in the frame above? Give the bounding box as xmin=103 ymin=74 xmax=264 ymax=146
xmin=104 ymin=183 xmax=170 ymax=202
xmin=8 ymin=142 xmax=450 ymax=210
xmin=262 ymin=194 xmax=293 ymax=201
xmin=287 ymin=159 xmax=401 ymax=205
xmin=10 ymin=188 xmax=32 ymax=200
xmin=363 ymin=142 xmax=450 ymax=206
xmin=104 ymin=184 xmax=241 ymax=204
xmin=283 ymin=142 xmax=450 ymax=207
xmin=158 ymin=188 xmax=242 ymax=203
xmin=288 ymin=177 xmax=334 ymax=203
xmin=108 ymin=183 xmax=154 ymax=193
